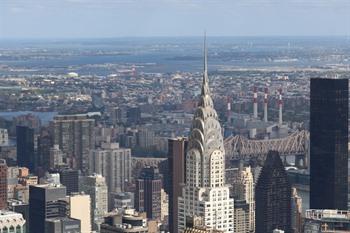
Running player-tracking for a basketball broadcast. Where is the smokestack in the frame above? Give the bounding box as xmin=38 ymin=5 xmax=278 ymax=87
xmin=227 ymin=96 xmax=231 ymax=120
xmin=278 ymin=88 xmax=283 ymax=125
xmin=253 ymin=87 xmax=258 ymax=118
xmin=264 ymin=87 xmax=268 ymax=122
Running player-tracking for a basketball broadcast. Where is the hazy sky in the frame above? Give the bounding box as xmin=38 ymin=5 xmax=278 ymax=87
xmin=1 ymin=0 xmax=350 ymax=38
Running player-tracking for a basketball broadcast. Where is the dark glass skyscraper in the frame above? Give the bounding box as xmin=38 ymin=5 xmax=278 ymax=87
xmin=310 ymin=78 xmax=348 ymax=210
xmin=255 ymin=151 xmax=292 ymax=233
xmin=16 ymin=125 xmax=35 ymax=172
xmin=29 ymin=184 xmax=67 ymax=233
xmin=167 ymin=137 xmax=187 ymax=233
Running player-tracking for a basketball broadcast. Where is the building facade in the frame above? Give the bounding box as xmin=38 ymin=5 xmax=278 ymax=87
xmin=135 ymin=167 xmax=162 ymax=220
xmin=310 ymin=78 xmax=348 ymax=210
xmin=255 ymin=151 xmax=292 ymax=233
xmin=52 ymin=114 xmax=95 ymax=174
xmin=89 ymin=142 xmax=132 ymax=193
xmin=68 ymin=193 xmax=91 ymax=233
xmin=0 ymin=210 xmax=26 ymax=233
xmin=81 ymin=174 xmax=108 ymax=231
xmin=232 ymin=165 xmax=255 ymax=232
xmin=0 ymin=159 xmax=7 ymax=209
xmin=178 ymin=41 xmax=234 ymax=232
xmin=291 ymin=188 xmax=302 ymax=233
xmin=303 ymin=209 xmax=350 ymax=232
xmin=16 ymin=126 xmax=35 ymax=172
xmin=29 ymin=184 xmax=67 ymax=233
xmin=167 ymin=137 xmax=187 ymax=233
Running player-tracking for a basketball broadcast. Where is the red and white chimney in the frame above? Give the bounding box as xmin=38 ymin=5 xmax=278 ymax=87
xmin=253 ymin=87 xmax=258 ymax=118
xmin=278 ymin=88 xmax=283 ymax=125
xmin=264 ymin=87 xmax=268 ymax=122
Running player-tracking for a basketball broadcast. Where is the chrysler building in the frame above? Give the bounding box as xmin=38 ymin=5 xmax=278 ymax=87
xmin=178 ymin=37 xmax=234 ymax=233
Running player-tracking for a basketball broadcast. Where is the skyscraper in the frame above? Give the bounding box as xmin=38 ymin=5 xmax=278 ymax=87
xmin=167 ymin=137 xmax=187 ymax=233
xmin=52 ymin=114 xmax=95 ymax=174
xmin=135 ymin=167 xmax=162 ymax=220
xmin=232 ymin=165 xmax=255 ymax=232
xmin=310 ymin=78 xmax=348 ymax=210
xmin=16 ymin=125 xmax=35 ymax=172
xmin=255 ymin=151 xmax=292 ymax=233
xmin=81 ymin=174 xmax=108 ymax=231
xmin=178 ymin=38 xmax=234 ymax=232
xmin=0 ymin=159 xmax=7 ymax=209
xmin=29 ymin=184 xmax=67 ymax=233
xmin=89 ymin=142 xmax=132 ymax=193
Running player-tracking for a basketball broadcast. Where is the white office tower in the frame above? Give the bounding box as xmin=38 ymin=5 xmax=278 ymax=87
xmin=178 ymin=38 xmax=234 ymax=233
xmin=232 ymin=166 xmax=255 ymax=232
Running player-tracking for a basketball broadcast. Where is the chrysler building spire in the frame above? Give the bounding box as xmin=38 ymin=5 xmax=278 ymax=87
xmin=178 ymin=35 xmax=234 ymax=233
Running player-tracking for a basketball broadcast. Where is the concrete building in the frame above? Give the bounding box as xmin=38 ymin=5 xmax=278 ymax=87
xmin=310 ymin=78 xmax=348 ymax=210
xmin=160 ymin=189 xmax=168 ymax=223
xmin=81 ymin=174 xmax=108 ymax=231
xmin=110 ymin=192 xmax=134 ymax=210
xmin=101 ymin=209 xmax=149 ymax=233
xmin=52 ymin=114 xmax=95 ymax=174
xmin=89 ymin=142 xmax=132 ymax=193
xmin=178 ymin=41 xmax=234 ymax=232
xmin=68 ymin=193 xmax=91 ymax=233
xmin=233 ymin=200 xmax=250 ymax=233
xmin=45 ymin=217 xmax=81 ymax=233
xmin=0 ymin=210 xmax=26 ymax=233
xmin=135 ymin=167 xmax=162 ymax=220
xmin=49 ymin=145 xmax=65 ymax=169
xmin=0 ymin=159 xmax=7 ymax=209
xmin=232 ymin=165 xmax=255 ymax=232
xmin=0 ymin=128 xmax=8 ymax=145
xmin=167 ymin=137 xmax=187 ymax=233
xmin=29 ymin=184 xmax=67 ymax=233
xmin=303 ymin=209 xmax=350 ymax=232
xmin=255 ymin=151 xmax=292 ymax=233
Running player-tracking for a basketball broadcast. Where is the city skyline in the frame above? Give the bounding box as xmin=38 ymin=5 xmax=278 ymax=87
xmin=1 ymin=0 xmax=350 ymax=39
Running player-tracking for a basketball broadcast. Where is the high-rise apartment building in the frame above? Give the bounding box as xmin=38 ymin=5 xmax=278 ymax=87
xmin=0 ymin=129 xmax=8 ymax=145
xmin=68 ymin=193 xmax=91 ymax=233
xmin=167 ymin=137 xmax=187 ymax=233
xmin=16 ymin=126 xmax=35 ymax=172
xmin=81 ymin=174 xmax=108 ymax=231
xmin=178 ymin=40 xmax=234 ymax=232
xmin=310 ymin=78 xmax=348 ymax=210
xmin=255 ymin=151 xmax=292 ymax=233
xmin=52 ymin=114 xmax=95 ymax=174
xmin=135 ymin=167 xmax=162 ymax=220
xmin=232 ymin=165 xmax=255 ymax=232
xmin=29 ymin=184 xmax=67 ymax=233
xmin=0 ymin=159 xmax=7 ymax=209
xmin=89 ymin=142 xmax=131 ymax=193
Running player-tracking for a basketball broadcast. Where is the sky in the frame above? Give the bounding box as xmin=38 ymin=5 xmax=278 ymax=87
xmin=1 ymin=0 xmax=350 ymax=38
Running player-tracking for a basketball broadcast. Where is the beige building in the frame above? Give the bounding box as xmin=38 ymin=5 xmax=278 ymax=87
xmin=232 ymin=165 xmax=255 ymax=232
xmin=69 ymin=193 xmax=92 ymax=233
